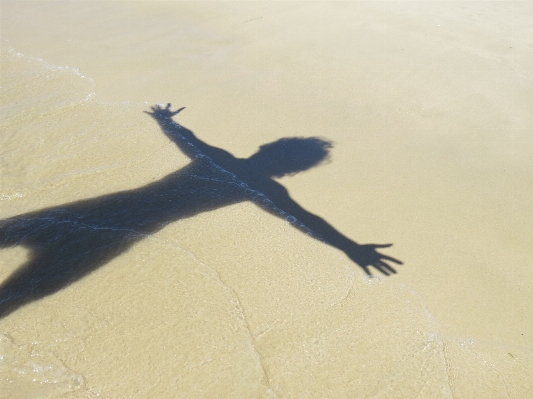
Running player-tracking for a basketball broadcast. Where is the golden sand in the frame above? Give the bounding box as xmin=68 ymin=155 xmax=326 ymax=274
xmin=1 ymin=2 xmax=532 ymax=397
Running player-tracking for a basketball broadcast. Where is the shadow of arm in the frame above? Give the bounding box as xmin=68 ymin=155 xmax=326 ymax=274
xmin=257 ymin=181 xmax=402 ymax=276
xmin=145 ymin=104 xmax=234 ymax=162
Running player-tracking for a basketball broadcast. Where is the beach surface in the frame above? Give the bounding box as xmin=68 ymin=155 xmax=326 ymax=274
xmin=1 ymin=1 xmax=532 ymax=397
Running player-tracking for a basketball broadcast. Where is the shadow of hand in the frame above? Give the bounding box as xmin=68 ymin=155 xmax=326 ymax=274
xmin=145 ymin=103 xmax=185 ymax=119
xmin=344 ymin=242 xmax=402 ymax=276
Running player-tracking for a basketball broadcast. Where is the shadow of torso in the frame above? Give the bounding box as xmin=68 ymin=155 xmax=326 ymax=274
xmin=0 ymin=156 xmax=262 ymax=317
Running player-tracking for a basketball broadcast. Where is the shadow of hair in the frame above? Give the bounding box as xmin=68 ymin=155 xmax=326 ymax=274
xmin=249 ymin=137 xmax=333 ymax=177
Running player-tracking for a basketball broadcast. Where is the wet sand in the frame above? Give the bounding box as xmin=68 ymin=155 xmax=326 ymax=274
xmin=1 ymin=1 xmax=532 ymax=398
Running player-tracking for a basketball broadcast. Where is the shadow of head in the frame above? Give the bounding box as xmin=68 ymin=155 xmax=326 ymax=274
xmin=247 ymin=137 xmax=333 ymax=178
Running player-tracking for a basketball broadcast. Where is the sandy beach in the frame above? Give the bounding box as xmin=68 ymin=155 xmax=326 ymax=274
xmin=1 ymin=1 xmax=532 ymax=397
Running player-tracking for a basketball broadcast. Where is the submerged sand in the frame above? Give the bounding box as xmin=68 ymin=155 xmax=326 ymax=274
xmin=1 ymin=1 xmax=532 ymax=398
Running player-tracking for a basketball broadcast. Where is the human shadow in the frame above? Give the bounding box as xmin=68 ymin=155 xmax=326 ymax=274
xmin=0 ymin=104 xmax=401 ymax=319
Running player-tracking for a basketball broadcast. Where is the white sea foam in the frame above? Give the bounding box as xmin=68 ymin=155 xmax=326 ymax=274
xmin=0 ymin=333 xmax=83 ymax=397
xmin=1 ymin=41 xmax=96 ymax=105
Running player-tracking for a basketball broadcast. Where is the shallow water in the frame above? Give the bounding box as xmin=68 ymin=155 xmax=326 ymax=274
xmin=1 ymin=1 xmax=532 ymax=398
